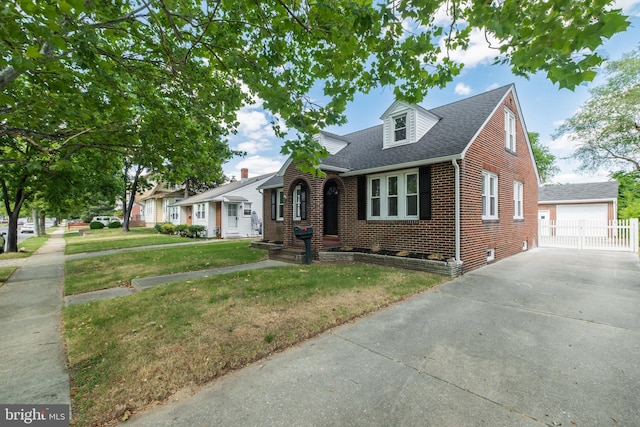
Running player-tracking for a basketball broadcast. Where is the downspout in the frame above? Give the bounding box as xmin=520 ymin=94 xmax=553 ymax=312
xmin=452 ymin=159 xmax=461 ymax=264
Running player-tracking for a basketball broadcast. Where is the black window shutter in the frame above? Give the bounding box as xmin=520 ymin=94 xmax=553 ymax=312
xmin=419 ymin=166 xmax=432 ymax=220
xmin=300 ymin=184 xmax=307 ymax=220
xmin=357 ymin=176 xmax=367 ymax=220
xmin=270 ymin=189 xmax=276 ymax=220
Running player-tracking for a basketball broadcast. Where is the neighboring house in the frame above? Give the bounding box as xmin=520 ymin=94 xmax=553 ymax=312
xmin=538 ymin=181 xmax=619 ymax=223
xmin=139 ymin=182 xmax=190 ymax=228
xmin=172 ymin=169 xmax=274 ymax=239
xmin=260 ymin=84 xmax=540 ymax=273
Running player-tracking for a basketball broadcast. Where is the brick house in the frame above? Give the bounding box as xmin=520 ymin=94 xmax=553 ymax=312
xmin=260 ymin=84 xmax=539 ymax=273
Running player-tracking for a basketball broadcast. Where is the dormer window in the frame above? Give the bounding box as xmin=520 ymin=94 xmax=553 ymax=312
xmin=394 ymin=114 xmax=407 ymax=143
xmin=381 ymin=101 xmax=439 ymax=149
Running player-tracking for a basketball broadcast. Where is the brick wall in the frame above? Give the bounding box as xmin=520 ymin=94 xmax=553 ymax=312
xmin=459 ymin=91 xmax=538 ymax=272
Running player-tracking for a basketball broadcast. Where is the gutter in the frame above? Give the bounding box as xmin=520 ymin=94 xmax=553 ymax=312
xmin=452 ymin=159 xmax=461 ymax=265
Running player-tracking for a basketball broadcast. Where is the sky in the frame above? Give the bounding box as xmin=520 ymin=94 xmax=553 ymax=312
xmin=223 ymin=1 xmax=640 ymax=185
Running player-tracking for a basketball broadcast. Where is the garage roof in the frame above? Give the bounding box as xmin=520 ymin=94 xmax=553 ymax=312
xmin=539 ymin=181 xmax=618 ymax=203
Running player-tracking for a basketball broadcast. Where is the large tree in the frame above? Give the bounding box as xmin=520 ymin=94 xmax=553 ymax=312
xmin=0 ymin=0 xmax=631 ymax=249
xmin=554 ymin=47 xmax=640 ymax=173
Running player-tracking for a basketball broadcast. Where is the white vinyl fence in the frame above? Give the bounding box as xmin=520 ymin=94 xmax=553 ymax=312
xmin=538 ymin=218 xmax=638 ymax=252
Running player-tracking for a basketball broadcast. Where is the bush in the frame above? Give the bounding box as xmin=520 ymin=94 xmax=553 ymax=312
xmin=160 ymin=223 xmax=176 ymax=235
xmin=154 ymin=224 xmax=163 ymax=233
xmin=187 ymin=225 xmax=206 ymax=238
xmin=89 ymin=221 xmax=104 ymax=230
xmin=108 ymin=221 xmax=122 ymax=228
xmin=175 ymin=224 xmax=189 ymax=237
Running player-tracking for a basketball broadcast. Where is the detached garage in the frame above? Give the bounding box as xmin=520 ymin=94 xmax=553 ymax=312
xmin=538 ymin=181 xmax=618 ymax=225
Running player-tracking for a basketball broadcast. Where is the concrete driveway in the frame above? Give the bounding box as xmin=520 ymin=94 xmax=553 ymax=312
xmin=126 ymin=248 xmax=640 ymax=427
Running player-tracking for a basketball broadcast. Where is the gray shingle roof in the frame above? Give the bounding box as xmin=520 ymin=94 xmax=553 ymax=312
xmin=172 ymin=173 xmax=274 ymax=206
xmin=321 ymin=84 xmax=513 ymax=172
xmin=538 ymin=181 xmax=619 ymax=202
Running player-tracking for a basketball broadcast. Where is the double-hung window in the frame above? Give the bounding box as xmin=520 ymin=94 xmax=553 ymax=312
xmin=196 ymin=203 xmax=206 ymax=220
xmin=243 ymin=202 xmax=252 ymax=216
xmin=277 ymin=189 xmax=284 ymax=220
xmin=394 ymin=114 xmax=407 ymax=143
xmin=505 ymin=108 xmax=516 ymax=152
xmin=513 ymin=181 xmax=523 ymax=219
xmin=482 ymin=171 xmax=498 ymax=220
xmin=369 ymin=171 xmax=419 ymax=220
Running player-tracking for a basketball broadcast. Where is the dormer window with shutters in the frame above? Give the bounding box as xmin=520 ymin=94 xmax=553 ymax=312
xmin=381 ymin=101 xmax=440 ymax=149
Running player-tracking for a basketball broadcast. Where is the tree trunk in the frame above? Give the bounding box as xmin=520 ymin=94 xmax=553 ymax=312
xmin=1 ymin=176 xmax=29 ymax=252
xmin=122 ymin=165 xmax=143 ymax=232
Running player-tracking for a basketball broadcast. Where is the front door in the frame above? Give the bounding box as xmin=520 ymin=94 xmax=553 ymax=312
xmin=323 ymin=182 xmax=339 ymax=235
xmin=227 ymin=203 xmax=238 ymax=232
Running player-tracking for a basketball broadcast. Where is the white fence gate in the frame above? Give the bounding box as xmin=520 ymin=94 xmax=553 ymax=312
xmin=538 ymin=218 xmax=639 ymax=252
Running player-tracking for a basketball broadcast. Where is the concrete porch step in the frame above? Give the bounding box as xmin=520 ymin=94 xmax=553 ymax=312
xmin=268 ymin=247 xmax=306 ymax=264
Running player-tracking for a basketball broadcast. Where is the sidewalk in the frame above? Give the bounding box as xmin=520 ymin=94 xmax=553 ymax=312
xmin=0 ymin=230 xmax=70 ymax=405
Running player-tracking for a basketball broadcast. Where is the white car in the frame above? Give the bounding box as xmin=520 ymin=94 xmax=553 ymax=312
xmin=20 ymin=223 xmax=35 ymax=233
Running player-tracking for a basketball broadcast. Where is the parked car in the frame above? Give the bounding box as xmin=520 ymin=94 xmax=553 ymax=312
xmin=20 ymin=223 xmax=35 ymax=233
xmin=91 ymin=216 xmax=121 ymax=226
xmin=0 ymin=232 xmax=5 ymax=254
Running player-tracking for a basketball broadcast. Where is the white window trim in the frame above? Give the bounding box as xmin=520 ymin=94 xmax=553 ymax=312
xmin=368 ymin=170 xmax=419 ymax=220
xmin=393 ymin=113 xmax=407 ymax=144
xmin=482 ymin=171 xmax=499 ymax=220
xmin=195 ymin=203 xmax=206 ymax=220
xmin=277 ymin=189 xmax=284 ymax=221
xmin=243 ymin=202 xmax=252 ymax=216
xmin=513 ymin=181 xmax=524 ymax=219
xmin=293 ymin=185 xmax=302 ymax=221
xmin=505 ymin=108 xmax=516 ymax=152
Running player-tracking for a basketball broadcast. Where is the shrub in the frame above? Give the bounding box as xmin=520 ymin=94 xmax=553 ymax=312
xmin=175 ymin=224 xmax=189 ymax=237
xmin=154 ymin=224 xmax=163 ymax=233
xmin=89 ymin=221 xmax=104 ymax=230
xmin=160 ymin=223 xmax=176 ymax=235
xmin=108 ymin=221 xmax=122 ymax=228
xmin=188 ymin=225 xmax=206 ymax=238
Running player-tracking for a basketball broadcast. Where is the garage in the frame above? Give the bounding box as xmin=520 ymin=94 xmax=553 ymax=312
xmin=556 ymin=203 xmax=608 ymax=237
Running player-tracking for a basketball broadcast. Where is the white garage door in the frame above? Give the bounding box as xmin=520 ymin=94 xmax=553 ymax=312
xmin=556 ymin=204 xmax=608 ymax=236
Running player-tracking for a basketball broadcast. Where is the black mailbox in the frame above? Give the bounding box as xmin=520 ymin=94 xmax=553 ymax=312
xmin=294 ymin=225 xmax=313 ymax=239
xmin=293 ymin=225 xmax=313 ymax=264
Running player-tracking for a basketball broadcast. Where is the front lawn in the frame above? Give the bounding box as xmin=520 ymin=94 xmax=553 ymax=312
xmin=0 ymin=234 xmax=49 ymax=260
xmin=0 ymin=266 xmax=17 ymax=286
xmin=64 ymin=227 xmax=192 ymax=255
xmin=63 ymin=263 xmax=448 ymax=426
xmin=64 ymin=240 xmax=267 ymax=295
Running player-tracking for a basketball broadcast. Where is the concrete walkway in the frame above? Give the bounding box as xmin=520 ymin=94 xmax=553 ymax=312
xmin=124 ymin=248 xmax=640 ymax=427
xmin=0 ymin=230 xmax=70 ymax=405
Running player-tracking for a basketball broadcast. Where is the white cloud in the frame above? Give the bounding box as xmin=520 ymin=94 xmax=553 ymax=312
xmin=546 ymin=133 xmax=578 ymax=158
xmin=485 ymin=83 xmax=500 ymax=91
xmin=615 ymin=0 xmax=640 ymax=16
xmin=236 ymin=139 xmax=273 ymax=155
xmin=226 ymin=156 xmax=284 ymax=179
xmin=454 ymin=82 xmax=472 ymax=95
xmin=550 ymin=171 xmax=612 ymax=184
xmin=439 ymin=27 xmax=503 ymax=68
xmin=236 ymin=109 xmax=275 ymax=140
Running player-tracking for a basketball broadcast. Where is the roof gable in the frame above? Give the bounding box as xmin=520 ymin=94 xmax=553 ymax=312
xmin=173 ymin=173 xmax=275 ymax=206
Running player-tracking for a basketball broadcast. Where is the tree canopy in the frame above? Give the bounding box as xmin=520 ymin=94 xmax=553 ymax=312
xmin=0 ymin=0 xmax=632 ymax=250
xmin=555 ymin=47 xmax=640 ymax=173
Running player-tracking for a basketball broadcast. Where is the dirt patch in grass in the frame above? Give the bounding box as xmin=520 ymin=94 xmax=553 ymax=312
xmin=63 ymin=265 xmax=447 ymax=426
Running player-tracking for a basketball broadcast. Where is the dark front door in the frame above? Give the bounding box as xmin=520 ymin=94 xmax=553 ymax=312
xmin=324 ymin=182 xmax=339 ymax=235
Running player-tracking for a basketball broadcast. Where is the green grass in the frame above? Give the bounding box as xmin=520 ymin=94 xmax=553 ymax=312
xmin=64 ymin=227 xmax=190 ymax=255
xmin=64 ymin=240 xmax=267 ymax=295
xmin=0 ymin=266 xmax=17 ymax=285
xmin=0 ymin=234 xmax=49 ymax=260
xmin=63 ymin=263 xmax=448 ymax=426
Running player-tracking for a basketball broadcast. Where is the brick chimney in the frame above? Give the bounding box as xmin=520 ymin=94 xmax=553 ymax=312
xmin=240 ymin=168 xmax=249 ymax=182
